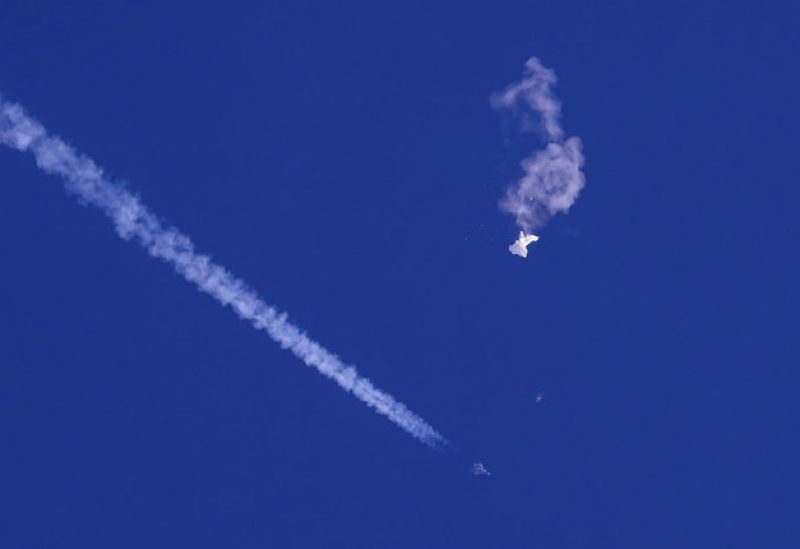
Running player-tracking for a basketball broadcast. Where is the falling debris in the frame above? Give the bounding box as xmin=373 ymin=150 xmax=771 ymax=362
xmin=471 ymin=462 xmax=491 ymax=476
xmin=536 ymin=391 xmax=544 ymax=403
xmin=508 ymin=231 xmax=540 ymax=258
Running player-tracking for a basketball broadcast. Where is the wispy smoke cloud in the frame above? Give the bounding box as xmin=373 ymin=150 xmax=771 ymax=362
xmin=0 ymin=100 xmax=447 ymax=448
xmin=492 ymin=58 xmax=586 ymax=232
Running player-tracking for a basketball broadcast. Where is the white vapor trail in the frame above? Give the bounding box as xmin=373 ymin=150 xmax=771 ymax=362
xmin=491 ymin=58 xmax=586 ymax=233
xmin=0 ymin=99 xmax=446 ymax=448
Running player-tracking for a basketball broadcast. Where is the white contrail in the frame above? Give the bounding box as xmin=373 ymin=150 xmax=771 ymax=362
xmin=491 ymin=58 xmax=586 ymax=233
xmin=0 ymin=99 xmax=446 ymax=448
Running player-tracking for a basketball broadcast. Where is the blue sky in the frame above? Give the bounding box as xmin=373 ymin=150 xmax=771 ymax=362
xmin=2 ymin=1 xmax=799 ymax=547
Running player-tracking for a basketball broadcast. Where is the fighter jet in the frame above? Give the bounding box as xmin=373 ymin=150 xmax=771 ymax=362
xmin=471 ymin=462 xmax=491 ymax=476
xmin=508 ymin=231 xmax=540 ymax=258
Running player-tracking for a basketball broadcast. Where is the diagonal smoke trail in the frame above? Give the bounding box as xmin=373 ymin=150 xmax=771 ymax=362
xmin=491 ymin=58 xmax=586 ymax=233
xmin=0 ymin=99 xmax=446 ymax=448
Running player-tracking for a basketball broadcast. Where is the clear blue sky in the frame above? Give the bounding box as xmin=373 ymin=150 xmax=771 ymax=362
xmin=2 ymin=1 xmax=798 ymax=547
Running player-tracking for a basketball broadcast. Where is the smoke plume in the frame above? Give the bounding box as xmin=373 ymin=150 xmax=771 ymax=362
xmin=492 ymin=58 xmax=586 ymax=232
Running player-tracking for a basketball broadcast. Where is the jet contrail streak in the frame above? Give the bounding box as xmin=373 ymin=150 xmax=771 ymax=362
xmin=0 ymin=100 xmax=446 ymax=448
